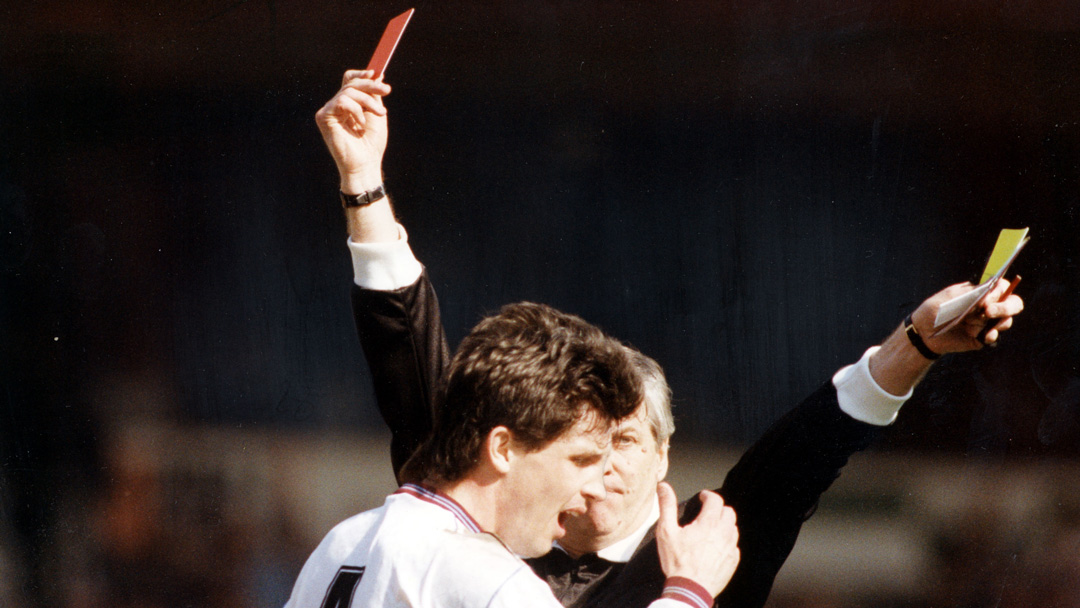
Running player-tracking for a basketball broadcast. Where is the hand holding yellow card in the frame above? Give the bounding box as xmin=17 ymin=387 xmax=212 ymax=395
xmin=931 ymin=228 xmax=1030 ymax=336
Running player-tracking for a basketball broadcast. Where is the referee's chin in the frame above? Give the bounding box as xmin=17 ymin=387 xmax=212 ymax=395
xmin=558 ymin=499 xmax=635 ymax=556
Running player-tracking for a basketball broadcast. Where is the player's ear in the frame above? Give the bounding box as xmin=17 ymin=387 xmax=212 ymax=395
xmin=485 ymin=426 xmax=513 ymax=474
xmin=655 ymin=439 xmax=670 ymax=482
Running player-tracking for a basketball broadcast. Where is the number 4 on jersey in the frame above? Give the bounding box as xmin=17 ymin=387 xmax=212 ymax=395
xmin=321 ymin=566 xmax=365 ymax=608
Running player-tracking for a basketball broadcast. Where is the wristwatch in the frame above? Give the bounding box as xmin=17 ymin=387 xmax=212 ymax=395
xmin=903 ymin=314 xmax=940 ymax=360
xmin=340 ymin=184 xmax=387 ymax=208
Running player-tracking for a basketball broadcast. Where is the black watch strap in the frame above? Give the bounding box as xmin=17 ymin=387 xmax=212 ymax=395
xmin=340 ymin=184 xmax=387 ymax=208
xmin=904 ymin=314 xmax=940 ymax=360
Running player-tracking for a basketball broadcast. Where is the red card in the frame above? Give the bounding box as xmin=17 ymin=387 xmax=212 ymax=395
xmin=366 ymin=9 xmax=414 ymax=79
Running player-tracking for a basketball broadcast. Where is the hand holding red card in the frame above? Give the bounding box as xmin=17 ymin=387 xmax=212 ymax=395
xmin=367 ymin=9 xmax=414 ymax=79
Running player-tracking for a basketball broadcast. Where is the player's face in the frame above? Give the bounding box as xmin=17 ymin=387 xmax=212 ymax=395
xmin=560 ymin=402 xmax=669 ymax=555
xmin=497 ymin=411 xmax=612 ymax=558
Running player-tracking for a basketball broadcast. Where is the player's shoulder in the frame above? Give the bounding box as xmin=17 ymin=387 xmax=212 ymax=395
xmin=425 ymin=532 xmax=555 ymax=603
xmin=320 ymin=491 xmax=444 ymax=550
xmin=310 ymin=504 xmax=387 ymax=563
xmin=435 ymin=530 xmax=516 ymax=565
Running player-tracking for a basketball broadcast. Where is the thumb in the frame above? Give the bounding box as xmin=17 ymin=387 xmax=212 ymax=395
xmin=657 ymin=481 xmax=679 ymax=534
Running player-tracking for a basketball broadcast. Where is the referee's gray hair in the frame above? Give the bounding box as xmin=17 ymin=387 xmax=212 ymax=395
xmin=626 ymin=348 xmax=675 ymax=445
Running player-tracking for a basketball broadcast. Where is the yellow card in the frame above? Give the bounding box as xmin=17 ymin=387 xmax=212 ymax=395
xmin=932 ymin=227 xmax=1030 ymax=334
xmin=979 ymin=228 xmax=1030 ymax=284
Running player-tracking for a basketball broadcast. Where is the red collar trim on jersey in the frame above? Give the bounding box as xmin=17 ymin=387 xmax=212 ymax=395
xmin=395 ymin=483 xmax=483 ymax=533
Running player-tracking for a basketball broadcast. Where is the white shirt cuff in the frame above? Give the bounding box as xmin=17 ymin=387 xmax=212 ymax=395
xmin=832 ymin=346 xmax=911 ymax=426
xmin=347 ymin=224 xmax=424 ymax=291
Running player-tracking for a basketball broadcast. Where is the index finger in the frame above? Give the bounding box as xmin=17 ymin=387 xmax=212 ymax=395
xmin=982 ymin=276 xmax=1021 ymax=317
xmin=695 ymin=489 xmax=726 ymax=520
xmin=985 ymin=293 xmax=1024 ymax=319
xmin=341 ymin=77 xmax=392 ymax=98
xmin=342 ymin=69 xmax=376 ymax=87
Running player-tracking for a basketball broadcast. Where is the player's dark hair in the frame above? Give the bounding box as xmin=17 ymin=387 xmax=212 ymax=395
xmin=400 ymin=302 xmax=642 ymax=485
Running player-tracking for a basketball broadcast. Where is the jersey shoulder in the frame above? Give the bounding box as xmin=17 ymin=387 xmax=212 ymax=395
xmin=422 ymin=532 xmax=558 ymax=607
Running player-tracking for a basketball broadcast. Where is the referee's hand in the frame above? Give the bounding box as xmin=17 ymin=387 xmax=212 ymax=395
xmin=655 ymin=482 xmax=740 ymax=599
xmin=315 ymin=70 xmax=391 ymax=195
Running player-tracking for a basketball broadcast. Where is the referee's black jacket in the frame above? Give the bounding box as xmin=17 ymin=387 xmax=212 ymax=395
xmin=351 ymin=270 xmax=882 ymax=608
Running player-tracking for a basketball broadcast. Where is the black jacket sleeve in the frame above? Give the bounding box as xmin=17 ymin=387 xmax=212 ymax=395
xmin=350 ymin=270 xmax=450 ymax=481
xmin=708 ymin=380 xmax=883 ymax=608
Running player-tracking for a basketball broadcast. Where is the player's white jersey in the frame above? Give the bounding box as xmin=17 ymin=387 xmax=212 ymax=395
xmin=283 ymin=483 xmax=560 ymax=608
xmin=283 ymin=483 xmax=711 ymax=608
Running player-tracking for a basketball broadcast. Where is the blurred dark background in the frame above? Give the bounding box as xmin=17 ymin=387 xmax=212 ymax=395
xmin=2 ymin=2 xmax=1079 ymax=607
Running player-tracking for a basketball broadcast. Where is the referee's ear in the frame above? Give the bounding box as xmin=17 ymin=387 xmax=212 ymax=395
xmin=485 ymin=426 xmax=514 ymax=475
